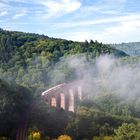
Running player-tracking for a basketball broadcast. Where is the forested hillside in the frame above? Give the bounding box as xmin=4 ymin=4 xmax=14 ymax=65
xmin=0 ymin=29 xmax=127 ymax=90
xmin=1 ymin=29 xmax=140 ymax=140
xmin=111 ymin=42 xmax=140 ymax=56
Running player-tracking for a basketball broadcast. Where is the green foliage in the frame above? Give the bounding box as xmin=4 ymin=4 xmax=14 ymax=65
xmin=0 ymin=79 xmax=33 ymax=139
xmin=66 ymin=106 xmax=121 ymax=140
xmin=0 ymin=29 xmax=127 ymax=90
xmin=113 ymin=123 xmax=140 ymax=140
xmin=93 ymin=136 xmax=112 ymax=140
xmin=28 ymin=100 xmax=74 ymax=139
xmin=0 ymin=29 xmax=139 ymax=140
xmin=65 ymin=96 xmax=140 ymax=140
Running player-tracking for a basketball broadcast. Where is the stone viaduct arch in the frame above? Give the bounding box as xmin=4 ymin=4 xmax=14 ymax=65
xmin=16 ymin=82 xmax=83 ymax=140
xmin=41 ymin=82 xmax=82 ymax=112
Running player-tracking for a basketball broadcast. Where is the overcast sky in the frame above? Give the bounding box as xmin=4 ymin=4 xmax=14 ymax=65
xmin=0 ymin=0 xmax=140 ymax=43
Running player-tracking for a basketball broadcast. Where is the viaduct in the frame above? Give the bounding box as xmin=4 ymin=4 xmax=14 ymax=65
xmin=41 ymin=82 xmax=83 ymax=112
xmin=16 ymin=82 xmax=83 ymax=140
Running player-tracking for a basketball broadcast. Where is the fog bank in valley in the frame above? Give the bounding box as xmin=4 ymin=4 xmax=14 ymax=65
xmin=50 ymin=55 xmax=140 ymax=101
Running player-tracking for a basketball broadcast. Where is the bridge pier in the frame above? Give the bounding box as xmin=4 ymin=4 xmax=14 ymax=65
xmin=60 ymin=93 xmax=65 ymax=110
xmin=56 ymin=93 xmax=61 ymax=108
xmin=65 ymin=94 xmax=70 ymax=111
xmin=41 ymin=83 xmax=83 ymax=112
xmin=68 ymin=89 xmax=75 ymax=112
xmin=78 ymin=86 xmax=82 ymax=101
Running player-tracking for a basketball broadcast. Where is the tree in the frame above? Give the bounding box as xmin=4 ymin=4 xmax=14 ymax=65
xmin=93 ymin=136 xmax=112 ymax=140
xmin=28 ymin=131 xmax=41 ymax=140
xmin=57 ymin=135 xmax=72 ymax=140
xmin=113 ymin=123 xmax=140 ymax=140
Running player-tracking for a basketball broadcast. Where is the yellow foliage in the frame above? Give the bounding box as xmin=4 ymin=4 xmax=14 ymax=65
xmin=0 ymin=137 xmax=9 ymax=140
xmin=28 ymin=131 xmax=41 ymax=140
xmin=93 ymin=136 xmax=112 ymax=140
xmin=103 ymin=136 xmax=112 ymax=140
xmin=57 ymin=135 xmax=72 ymax=140
xmin=33 ymin=132 xmax=40 ymax=138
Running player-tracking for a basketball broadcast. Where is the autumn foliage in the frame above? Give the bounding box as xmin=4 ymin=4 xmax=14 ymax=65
xmin=57 ymin=135 xmax=72 ymax=140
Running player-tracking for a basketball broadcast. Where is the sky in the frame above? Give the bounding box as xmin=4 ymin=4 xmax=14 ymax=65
xmin=0 ymin=0 xmax=140 ymax=43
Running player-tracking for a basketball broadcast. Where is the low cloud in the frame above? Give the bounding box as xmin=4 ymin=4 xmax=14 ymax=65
xmin=52 ymin=14 xmax=140 ymax=43
xmin=0 ymin=11 xmax=8 ymax=16
xmin=95 ymin=19 xmax=140 ymax=43
xmin=13 ymin=9 xmax=27 ymax=19
xmin=52 ymin=14 xmax=140 ymax=29
xmin=40 ymin=0 xmax=81 ymax=18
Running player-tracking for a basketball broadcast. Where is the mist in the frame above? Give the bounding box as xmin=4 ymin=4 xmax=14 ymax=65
xmin=0 ymin=51 xmax=140 ymax=102
xmin=49 ymin=54 xmax=140 ymax=101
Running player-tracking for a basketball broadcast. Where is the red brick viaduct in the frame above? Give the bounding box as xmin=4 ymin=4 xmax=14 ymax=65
xmin=41 ymin=82 xmax=83 ymax=112
xmin=16 ymin=82 xmax=84 ymax=140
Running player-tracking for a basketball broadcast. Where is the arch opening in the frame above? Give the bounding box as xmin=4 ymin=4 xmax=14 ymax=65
xmin=51 ymin=97 xmax=57 ymax=107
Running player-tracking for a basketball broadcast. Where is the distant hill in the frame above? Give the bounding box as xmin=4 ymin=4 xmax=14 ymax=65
xmin=0 ymin=28 xmax=127 ymax=89
xmin=111 ymin=42 xmax=140 ymax=56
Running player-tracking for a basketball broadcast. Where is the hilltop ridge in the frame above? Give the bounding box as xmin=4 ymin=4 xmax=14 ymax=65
xmin=0 ymin=28 xmax=127 ymax=89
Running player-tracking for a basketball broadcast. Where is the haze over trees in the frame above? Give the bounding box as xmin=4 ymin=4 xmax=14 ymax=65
xmin=0 ymin=28 xmax=127 ymax=90
xmin=0 ymin=29 xmax=140 ymax=140
xmin=111 ymin=42 xmax=140 ymax=56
